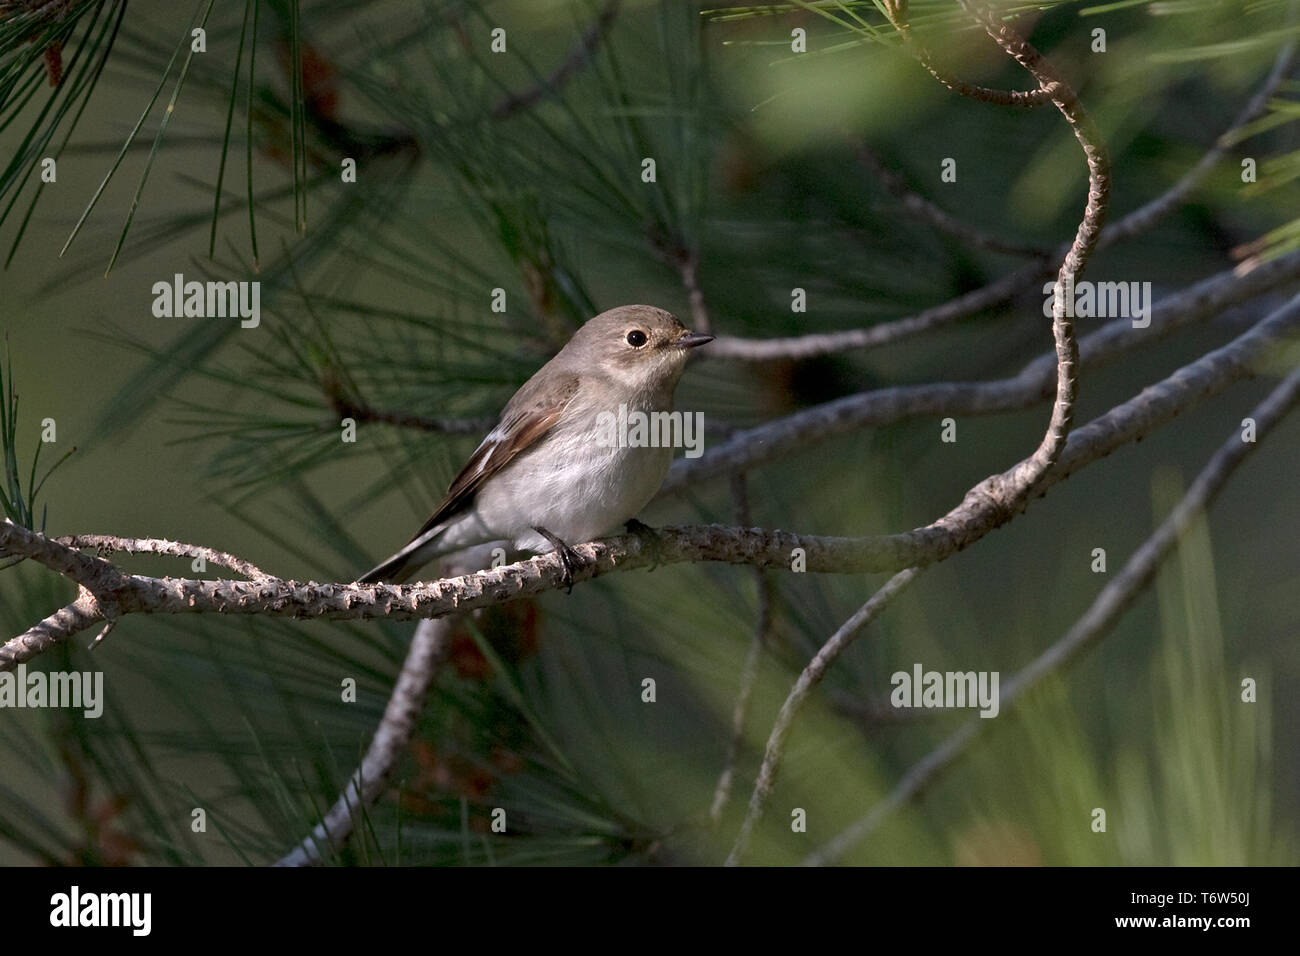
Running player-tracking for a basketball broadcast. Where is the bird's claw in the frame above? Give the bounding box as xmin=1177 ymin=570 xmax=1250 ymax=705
xmin=556 ymin=542 xmax=588 ymax=594
xmin=533 ymin=526 xmax=589 ymax=594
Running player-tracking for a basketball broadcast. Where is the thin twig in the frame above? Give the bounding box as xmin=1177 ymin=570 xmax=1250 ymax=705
xmin=723 ymin=0 xmax=1110 ymax=862
xmin=709 ymin=474 xmax=774 ymax=825
xmin=880 ymin=0 xmax=1051 ymax=109
xmin=679 ymin=250 xmax=712 ymax=335
xmin=666 ymin=250 xmax=1300 ymax=492
xmin=706 ymin=259 xmax=1047 ymax=360
xmin=857 ymin=143 xmax=1053 ymax=258
xmin=490 ymin=0 xmax=622 ymax=120
xmin=806 ymin=360 xmax=1300 ymax=866
xmin=326 ymin=395 xmax=493 ymax=436
xmin=725 ymin=567 xmax=921 ymax=865
xmin=88 ymin=618 xmax=118 ymax=649
xmin=707 ymin=32 xmax=1292 ymax=363
xmin=54 ymin=534 xmax=275 ymax=579
xmin=648 ymin=228 xmax=713 ymax=334
xmin=275 ymin=615 xmax=454 ymax=866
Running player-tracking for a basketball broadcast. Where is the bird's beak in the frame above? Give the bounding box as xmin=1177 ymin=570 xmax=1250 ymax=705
xmin=677 ymin=331 xmax=714 ymax=349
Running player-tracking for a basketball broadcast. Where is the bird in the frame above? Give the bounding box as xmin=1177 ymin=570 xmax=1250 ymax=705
xmin=357 ymin=305 xmax=713 ymax=586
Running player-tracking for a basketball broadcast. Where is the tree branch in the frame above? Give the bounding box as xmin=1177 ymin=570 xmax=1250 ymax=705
xmin=705 ymin=259 xmax=1047 ymax=360
xmin=7 ymin=591 xmax=103 ymax=660
xmin=275 ymin=615 xmax=454 ymax=866
xmin=709 ymin=474 xmax=774 ymax=825
xmin=53 ymin=534 xmax=275 ymax=580
xmin=725 ymin=566 xmax=921 ymax=865
xmin=857 ymin=142 xmax=1053 ymax=258
xmin=4 ymin=292 xmax=1297 ymax=670
xmin=954 ymin=0 xmax=1109 ymax=488
xmin=490 ymin=0 xmax=622 ymax=120
xmin=880 ymin=0 xmax=1051 ymax=109
xmin=723 ymin=0 xmax=1111 ymax=838
xmin=667 ymin=248 xmax=1300 ymax=493
xmin=805 ymin=359 xmax=1300 ymax=866
xmin=706 ymin=31 xmax=1291 ymax=363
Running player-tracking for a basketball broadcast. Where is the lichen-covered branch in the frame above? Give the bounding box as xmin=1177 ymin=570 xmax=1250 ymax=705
xmin=54 ymin=534 xmax=275 ymax=580
xmin=7 ymin=288 xmax=1293 ymax=686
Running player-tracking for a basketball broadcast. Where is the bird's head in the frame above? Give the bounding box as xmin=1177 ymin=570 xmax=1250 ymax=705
xmin=567 ymin=304 xmax=712 ymax=394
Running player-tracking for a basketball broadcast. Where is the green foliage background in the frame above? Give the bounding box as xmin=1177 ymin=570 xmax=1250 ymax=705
xmin=0 ymin=0 xmax=1297 ymax=865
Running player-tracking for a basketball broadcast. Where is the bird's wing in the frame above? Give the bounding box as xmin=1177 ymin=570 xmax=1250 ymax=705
xmin=403 ymin=372 xmax=581 ymax=543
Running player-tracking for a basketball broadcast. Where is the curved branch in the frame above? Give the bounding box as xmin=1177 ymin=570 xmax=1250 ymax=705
xmin=707 ymin=32 xmax=1291 ymax=363
xmin=722 ymin=0 xmax=1112 ymax=850
xmin=725 ymin=566 xmax=920 ymax=865
xmin=880 ymin=0 xmax=1051 ymax=109
xmin=54 ymin=534 xmax=275 ymax=580
xmin=955 ymin=0 xmax=1109 ymax=485
xmin=806 ymin=359 xmax=1300 ymax=866
xmin=275 ymin=615 xmax=454 ymax=866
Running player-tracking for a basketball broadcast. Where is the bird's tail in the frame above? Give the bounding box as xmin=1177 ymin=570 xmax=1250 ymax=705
xmin=356 ymin=526 xmax=447 ymax=584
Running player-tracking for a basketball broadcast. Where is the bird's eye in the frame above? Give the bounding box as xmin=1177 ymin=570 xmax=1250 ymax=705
xmin=626 ymin=329 xmax=648 ymax=347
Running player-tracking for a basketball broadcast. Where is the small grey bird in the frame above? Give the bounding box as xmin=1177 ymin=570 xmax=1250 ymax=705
xmin=358 ymin=305 xmax=712 ymax=585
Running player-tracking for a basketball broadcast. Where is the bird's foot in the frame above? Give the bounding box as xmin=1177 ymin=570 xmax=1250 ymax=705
xmin=532 ymin=526 xmax=589 ymax=594
xmin=624 ymin=518 xmax=665 ymax=572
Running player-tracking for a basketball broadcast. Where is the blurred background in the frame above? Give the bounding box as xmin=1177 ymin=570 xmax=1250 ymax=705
xmin=1 ymin=0 xmax=1298 ymax=865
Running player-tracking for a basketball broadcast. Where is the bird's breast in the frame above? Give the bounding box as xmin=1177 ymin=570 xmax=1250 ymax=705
xmin=474 ymin=404 xmax=676 ymax=545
